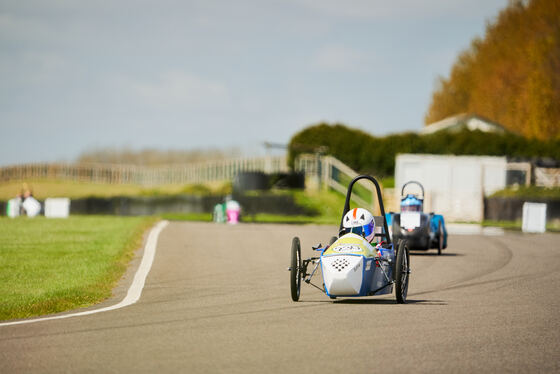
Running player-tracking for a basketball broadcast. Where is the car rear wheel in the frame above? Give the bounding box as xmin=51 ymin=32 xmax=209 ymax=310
xmin=395 ymin=240 xmax=410 ymax=304
xmin=290 ymin=237 xmax=302 ymax=301
xmin=437 ymin=222 xmax=443 ymax=255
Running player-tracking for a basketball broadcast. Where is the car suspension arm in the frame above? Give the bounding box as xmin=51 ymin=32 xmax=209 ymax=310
xmin=303 ymin=258 xmax=326 ymax=293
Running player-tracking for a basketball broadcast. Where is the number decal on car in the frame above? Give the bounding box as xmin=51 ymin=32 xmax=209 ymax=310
xmin=332 ymin=244 xmax=362 ymax=253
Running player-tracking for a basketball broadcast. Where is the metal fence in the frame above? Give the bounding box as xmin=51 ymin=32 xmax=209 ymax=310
xmin=295 ymin=154 xmax=378 ymax=213
xmin=0 ymin=154 xmax=380 ymax=211
xmin=0 ymin=156 xmax=290 ymax=186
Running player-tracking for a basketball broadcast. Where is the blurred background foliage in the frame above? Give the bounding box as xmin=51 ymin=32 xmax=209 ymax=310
xmin=425 ymin=0 xmax=560 ymax=140
xmin=288 ymin=123 xmax=560 ymax=177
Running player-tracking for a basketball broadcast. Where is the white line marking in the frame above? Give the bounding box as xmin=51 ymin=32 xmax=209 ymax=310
xmin=0 ymin=220 xmax=169 ymax=327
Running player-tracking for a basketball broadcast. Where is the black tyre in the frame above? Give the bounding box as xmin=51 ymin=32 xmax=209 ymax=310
xmin=392 ymin=219 xmax=401 ymax=246
xmin=395 ymin=240 xmax=410 ymax=304
xmin=290 ymin=237 xmax=302 ymax=301
xmin=437 ymin=222 xmax=443 ymax=255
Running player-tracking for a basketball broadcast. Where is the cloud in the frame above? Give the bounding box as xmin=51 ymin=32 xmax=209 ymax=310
xmin=132 ymin=71 xmax=231 ymax=111
xmin=0 ymin=50 xmax=71 ymax=94
xmin=311 ymin=45 xmax=374 ymax=73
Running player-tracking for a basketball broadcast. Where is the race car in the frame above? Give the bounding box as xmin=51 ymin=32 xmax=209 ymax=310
xmin=288 ymin=175 xmax=410 ymax=303
xmin=387 ymin=181 xmax=447 ymax=255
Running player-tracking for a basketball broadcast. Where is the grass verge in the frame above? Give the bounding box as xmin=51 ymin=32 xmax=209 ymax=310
xmin=490 ymin=186 xmax=560 ymax=199
xmin=160 ymin=212 xmax=212 ymax=222
xmin=0 ymin=215 xmax=157 ymax=321
xmin=0 ymin=179 xmax=231 ymax=200
xmin=243 ymin=213 xmax=339 ymax=225
xmin=293 ymin=189 xmax=345 ymax=221
xmin=159 ymin=189 xmax=354 ymax=225
xmin=482 ymin=219 xmax=560 ymax=232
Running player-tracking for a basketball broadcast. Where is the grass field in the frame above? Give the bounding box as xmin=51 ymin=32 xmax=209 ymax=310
xmin=293 ymin=189 xmax=345 ymax=223
xmin=160 ymin=212 xmax=213 ymax=222
xmin=156 ymin=189 xmax=347 ymax=224
xmin=482 ymin=219 xmax=560 ymax=232
xmin=490 ymin=186 xmax=560 ymax=199
xmin=0 ymin=216 xmax=156 ymax=320
xmin=0 ymin=180 xmax=231 ymax=200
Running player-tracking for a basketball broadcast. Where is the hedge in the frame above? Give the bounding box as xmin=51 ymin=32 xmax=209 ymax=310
xmin=288 ymin=123 xmax=560 ymax=176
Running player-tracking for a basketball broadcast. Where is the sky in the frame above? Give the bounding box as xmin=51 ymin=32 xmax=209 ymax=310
xmin=0 ymin=0 xmax=509 ymax=166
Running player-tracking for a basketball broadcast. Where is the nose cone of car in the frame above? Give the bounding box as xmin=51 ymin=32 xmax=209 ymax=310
xmin=321 ymin=255 xmax=363 ymax=296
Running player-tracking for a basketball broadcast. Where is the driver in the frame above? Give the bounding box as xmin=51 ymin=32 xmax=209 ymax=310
xmin=401 ymin=195 xmax=423 ymax=212
xmin=341 ymin=208 xmax=375 ymax=243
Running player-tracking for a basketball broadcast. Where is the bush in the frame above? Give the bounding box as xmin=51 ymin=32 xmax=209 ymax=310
xmin=289 ymin=123 xmax=560 ymax=176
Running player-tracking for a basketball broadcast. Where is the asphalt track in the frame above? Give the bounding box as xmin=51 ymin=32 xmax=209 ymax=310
xmin=1 ymin=222 xmax=559 ymax=373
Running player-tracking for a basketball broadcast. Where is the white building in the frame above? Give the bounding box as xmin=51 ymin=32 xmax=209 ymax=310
xmin=395 ymin=154 xmax=507 ymax=222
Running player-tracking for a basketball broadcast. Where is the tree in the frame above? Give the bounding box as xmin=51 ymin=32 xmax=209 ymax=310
xmin=425 ymin=0 xmax=560 ymax=140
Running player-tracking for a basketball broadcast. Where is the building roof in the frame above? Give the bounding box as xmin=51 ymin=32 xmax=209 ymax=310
xmin=421 ymin=113 xmax=507 ymax=135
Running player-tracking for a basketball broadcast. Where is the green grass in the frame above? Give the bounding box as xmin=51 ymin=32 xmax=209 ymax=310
xmin=482 ymin=219 xmax=560 ymax=232
xmin=243 ymin=213 xmax=338 ymax=225
xmin=293 ymin=189 xmax=345 ymax=222
xmin=160 ymin=212 xmax=213 ymax=221
xmin=158 ymin=189 xmax=346 ymax=225
xmin=482 ymin=220 xmax=523 ymax=230
xmin=337 ymin=174 xmax=373 ymax=205
xmin=0 ymin=180 xmax=232 ymax=200
xmin=0 ymin=215 xmax=156 ymax=320
xmin=490 ymin=186 xmax=560 ymax=199
xmin=243 ymin=189 xmax=351 ymax=224
xmin=380 ymin=176 xmax=395 ymax=189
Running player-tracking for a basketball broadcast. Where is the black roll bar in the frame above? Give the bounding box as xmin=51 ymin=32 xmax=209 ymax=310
xmin=339 ymin=175 xmax=391 ymax=245
xmin=401 ymin=180 xmax=425 ymax=200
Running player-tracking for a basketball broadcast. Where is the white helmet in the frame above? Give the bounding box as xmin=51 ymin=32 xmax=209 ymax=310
xmin=342 ymin=208 xmax=375 ymax=242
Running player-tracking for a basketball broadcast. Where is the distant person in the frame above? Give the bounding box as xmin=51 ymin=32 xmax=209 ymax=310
xmin=213 ymin=203 xmax=226 ymax=223
xmin=225 ymin=196 xmax=241 ymax=224
xmin=21 ymin=183 xmax=41 ymax=217
xmin=19 ymin=183 xmax=30 ymax=215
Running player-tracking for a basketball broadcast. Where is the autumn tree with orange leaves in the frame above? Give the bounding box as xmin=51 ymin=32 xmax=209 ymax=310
xmin=425 ymin=0 xmax=560 ymax=140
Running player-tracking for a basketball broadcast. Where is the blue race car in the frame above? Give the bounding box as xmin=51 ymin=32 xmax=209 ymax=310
xmin=387 ymin=181 xmax=447 ymax=255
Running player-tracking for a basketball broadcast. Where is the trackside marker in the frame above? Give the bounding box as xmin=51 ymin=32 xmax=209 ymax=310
xmin=0 ymin=220 xmax=169 ymax=327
